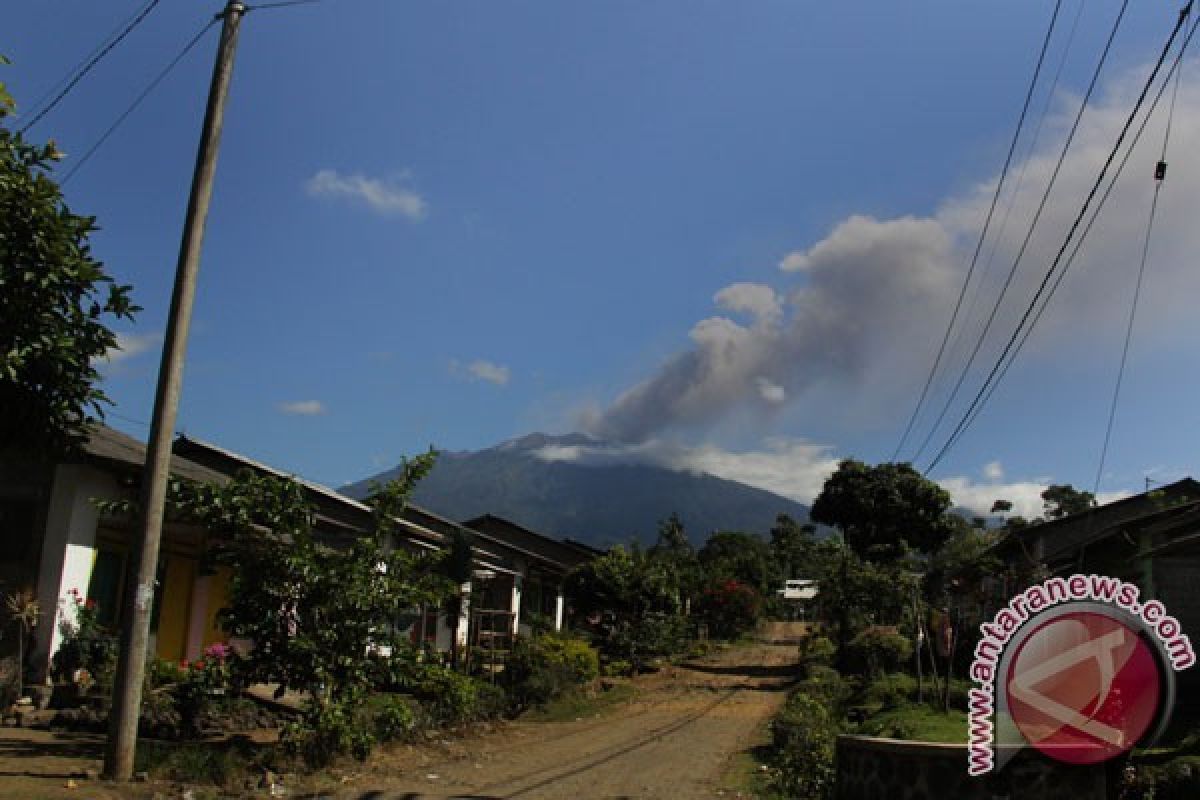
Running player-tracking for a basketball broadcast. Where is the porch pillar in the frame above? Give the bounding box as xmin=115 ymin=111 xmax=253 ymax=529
xmin=554 ymin=589 xmax=565 ymax=632
xmin=456 ymin=580 xmax=471 ymax=650
xmin=511 ymin=575 xmax=522 ymax=635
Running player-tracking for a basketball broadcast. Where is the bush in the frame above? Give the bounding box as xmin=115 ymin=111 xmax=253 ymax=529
xmin=367 ymin=693 xmax=417 ymax=742
xmin=863 ymin=672 xmax=916 ymax=711
xmin=602 ymin=659 xmax=632 ymax=678
xmin=844 ymin=628 xmax=912 ymax=678
xmin=696 ymin=579 xmax=762 ymax=640
xmin=507 ymin=633 xmax=599 ymax=710
xmin=798 ymin=665 xmax=851 ymax=710
xmin=800 ymin=635 xmax=837 ymax=668
xmin=414 ymin=666 xmax=505 ymax=725
xmin=51 ymin=590 xmax=117 ymax=691
xmin=770 ymin=690 xmax=838 ymax=799
xmin=611 ymin=612 xmax=688 ymax=671
xmin=283 ymin=701 xmax=374 ymax=767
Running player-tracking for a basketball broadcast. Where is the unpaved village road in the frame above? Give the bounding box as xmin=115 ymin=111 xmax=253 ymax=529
xmin=331 ymin=623 xmax=804 ymax=800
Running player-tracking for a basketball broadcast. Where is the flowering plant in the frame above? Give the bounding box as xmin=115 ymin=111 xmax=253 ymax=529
xmin=51 ymin=589 xmax=118 ymax=690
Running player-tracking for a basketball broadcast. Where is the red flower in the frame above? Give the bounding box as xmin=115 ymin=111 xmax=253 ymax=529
xmin=85 ymin=599 xmax=97 ymax=610
xmin=193 ymin=660 xmax=205 ymax=670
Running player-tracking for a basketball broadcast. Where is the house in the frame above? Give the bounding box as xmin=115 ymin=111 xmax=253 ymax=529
xmin=2 ymin=425 xmax=232 ymax=678
xmin=464 ymin=514 xmax=600 ymax=636
xmin=4 ymin=425 xmax=597 ymax=681
xmin=993 ymin=477 xmax=1200 ymax=686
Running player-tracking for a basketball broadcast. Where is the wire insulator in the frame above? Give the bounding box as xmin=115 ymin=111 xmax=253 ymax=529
xmin=1155 ymin=160 xmax=1168 ymax=181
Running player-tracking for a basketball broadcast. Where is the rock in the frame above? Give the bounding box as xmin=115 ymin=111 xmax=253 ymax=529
xmin=75 ymin=767 xmax=99 ymax=780
xmin=133 ymin=771 xmax=149 ymax=782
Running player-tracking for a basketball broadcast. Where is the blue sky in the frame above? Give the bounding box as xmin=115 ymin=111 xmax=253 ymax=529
xmin=8 ymin=1 xmax=1200 ymax=517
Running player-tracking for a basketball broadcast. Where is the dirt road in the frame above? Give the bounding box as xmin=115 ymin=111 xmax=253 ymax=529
xmin=334 ymin=623 xmax=804 ymax=800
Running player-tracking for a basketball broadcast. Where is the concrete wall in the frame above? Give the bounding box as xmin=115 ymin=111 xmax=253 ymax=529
xmin=836 ymin=736 xmax=1107 ymax=800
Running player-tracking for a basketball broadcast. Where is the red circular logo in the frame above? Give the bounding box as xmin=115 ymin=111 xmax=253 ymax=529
xmin=1005 ymin=610 xmax=1162 ymax=765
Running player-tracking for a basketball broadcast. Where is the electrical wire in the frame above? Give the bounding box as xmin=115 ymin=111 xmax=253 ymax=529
xmin=60 ymin=19 xmax=219 ymax=186
xmin=890 ymin=0 xmax=1064 ymax=463
xmin=19 ymin=0 xmax=162 ymax=135
xmin=1092 ymin=14 xmax=1186 ymax=495
xmin=24 ymin=1 xmax=158 ymax=119
xmin=924 ymin=1 xmax=1195 ymax=474
xmin=947 ymin=11 xmax=1200 ymax=463
xmin=951 ymin=0 xmax=1086 ymax=392
xmin=911 ymin=0 xmax=1131 ymax=465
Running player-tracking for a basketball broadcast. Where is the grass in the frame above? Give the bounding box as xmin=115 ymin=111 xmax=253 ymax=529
xmin=720 ymin=716 xmax=777 ymax=799
xmin=851 ymin=703 xmax=967 ymax=743
xmin=134 ymin=737 xmax=263 ymax=789
xmin=521 ymin=682 xmax=637 ymax=723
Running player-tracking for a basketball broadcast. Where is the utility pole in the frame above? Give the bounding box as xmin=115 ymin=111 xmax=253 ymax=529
xmin=104 ymin=0 xmax=246 ymax=780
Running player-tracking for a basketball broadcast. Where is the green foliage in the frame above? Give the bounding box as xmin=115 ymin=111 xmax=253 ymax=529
xmin=366 ymin=693 xmax=417 ymax=742
xmin=770 ymin=514 xmax=820 ymax=582
xmin=648 ymin=512 xmax=703 ymax=608
xmin=566 ymin=544 xmax=689 ymax=670
xmin=0 ymin=74 xmax=139 ymax=454
xmin=770 ymin=691 xmax=837 ymax=800
xmin=104 ymin=451 xmax=451 ymax=765
xmin=799 ymin=635 xmax=837 ymax=668
xmin=507 ymin=632 xmax=599 ymax=709
xmin=798 ymin=665 xmax=851 ymax=709
xmin=413 ymin=665 xmax=506 ymax=725
xmin=1041 ymin=483 xmax=1096 ymax=519
xmin=851 ymin=704 xmax=967 ymax=743
xmin=696 ymin=578 xmax=762 ymax=639
xmin=810 ymin=459 xmax=953 ymax=560
xmin=862 ymin=672 xmax=917 ymax=710
xmin=51 ymin=589 xmax=117 ymax=691
xmin=698 ymin=531 xmax=779 ymax=595
xmin=845 ymin=628 xmax=913 ymax=679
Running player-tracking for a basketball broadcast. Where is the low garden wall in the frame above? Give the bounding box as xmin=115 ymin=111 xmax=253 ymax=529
xmin=835 ymin=735 xmax=1107 ymax=800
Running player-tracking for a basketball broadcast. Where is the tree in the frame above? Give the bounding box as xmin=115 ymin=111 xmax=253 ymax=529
xmin=770 ymin=513 xmax=819 ymax=580
xmin=698 ymin=531 xmax=778 ymax=595
xmin=0 ymin=66 xmax=138 ymax=455
xmin=1041 ymin=484 xmax=1095 ymax=520
xmin=810 ymin=459 xmax=954 ymax=561
xmin=649 ymin=513 xmax=701 ymax=610
xmin=103 ymin=450 xmax=451 ymax=764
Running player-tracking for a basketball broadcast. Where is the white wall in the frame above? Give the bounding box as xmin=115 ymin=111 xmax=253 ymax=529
xmin=32 ymin=464 xmax=122 ymax=678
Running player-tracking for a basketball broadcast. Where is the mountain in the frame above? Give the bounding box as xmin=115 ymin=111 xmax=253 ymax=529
xmin=341 ymin=433 xmax=811 ymax=548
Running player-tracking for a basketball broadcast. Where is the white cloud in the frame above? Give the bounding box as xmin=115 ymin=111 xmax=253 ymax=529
xmin=585 ymin=58 xmax=1200 ymax=446
xmin=452 ymin=359 xmax=511 ymax=386
xmin=534 ymin=436 xmax=840 ymax=504
xmin=305 ymin=169 xmax=426 ymax=220
xmin=279 ymin=400 xmax=326 ymax=416
xmin=100 ymin=331 xmax=160 ymax=366
xmin=756 ymin=377 xmax=786 ymax=404
xmin=714 ymin=282 xmax=783 ymax=324
xmin=983 ymin=460 xmax=1004 ymax=482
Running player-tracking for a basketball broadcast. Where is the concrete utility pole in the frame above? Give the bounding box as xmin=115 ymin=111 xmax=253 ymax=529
xmin=104 ymin=0 xmax=246 ymax=780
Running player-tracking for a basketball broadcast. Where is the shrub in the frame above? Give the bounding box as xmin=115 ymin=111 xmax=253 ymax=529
xmin=844 ymin=628 xmax=912 ymax=678
xmin=863 ymin=672 xmax=916 ymax=710
xmin=51 ymin=589 xmax=118 ymax=691
xmin=368 ymin=694 xmax=416 ymax=742
xmin=283 ymin=701 xmax=374 ymax=766
xmin=507 ymin=633 xmax=600 ymax=710
xmin=610 ymin=612 xmax=688 ymax=671
xmin=602 ymin=659 xmax=632 ymax=678
xmin=800 ymin=635 xmax=837 ymax=668
xmin=414 ymin=666 xmax=505 ymax=725
xmin=798 ymin=665 xmax=851 ymax=710
xmin=696 ymin=579 xmax=762 ymax=640
xmin=770 ymin=690 xmax=837 ymax=799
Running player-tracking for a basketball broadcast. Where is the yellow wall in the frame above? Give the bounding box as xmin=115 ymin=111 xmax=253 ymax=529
xmin=203 ymin=566 xmax=233 ymax=648
xmin=155 ymin=556 xmax=196 ymax=663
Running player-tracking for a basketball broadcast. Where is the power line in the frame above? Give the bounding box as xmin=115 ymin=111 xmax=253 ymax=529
xmin=924 ymin=1 xmax=1195 ymax=474
xmin=24 ymin=1 xmax=158 ymax=118
xmin=890 ymin=0 xmax=1064 ymax=463
xmin=951 ymin=0 xmax=1086 ymax=392
xmin=912 ymin=0 xmax=1130 ymax=465
xmin=951 ymin=15 xmax=1200 ymax=456
xmin=60 ymin=19 xmax=219 ymax=186
xmin=19 ymin=0 xmax=163 ymax=135
xmin=1093 ymin=13 xmax=1186 ymax=495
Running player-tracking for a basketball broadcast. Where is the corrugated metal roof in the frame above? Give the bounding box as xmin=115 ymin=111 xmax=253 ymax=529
xmin=83 ymin=425 xmax=229 ymax=485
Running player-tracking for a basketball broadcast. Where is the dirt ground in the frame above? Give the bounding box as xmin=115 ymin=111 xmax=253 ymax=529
xmin=0 ymin=623 xmax=805 ymax=799
xmin=326 ymin=621 xmax=805 ymax=800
